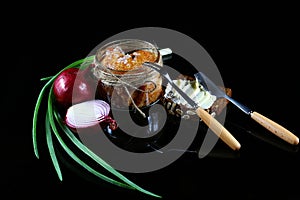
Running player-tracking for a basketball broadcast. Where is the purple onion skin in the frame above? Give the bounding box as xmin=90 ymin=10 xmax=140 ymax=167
xmin=65 ymin=115 xmax=118 ymax=133
xmin=102 ymin=116 xmax=118 ymax=131
xmin=53 ymin=67 xmax=118 ymax=132
xmin=53 ymin=67 xmax=96 ymax=110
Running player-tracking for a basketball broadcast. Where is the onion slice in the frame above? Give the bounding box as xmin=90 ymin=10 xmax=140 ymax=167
xmin=65 ymin=100 xmax=111 ymax=129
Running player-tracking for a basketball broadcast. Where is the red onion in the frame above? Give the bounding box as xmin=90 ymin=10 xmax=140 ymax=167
xmin=53 ymin=67 xmax=96 ymax=108
xmin=65 ymin=99 xmax=117 ymax=130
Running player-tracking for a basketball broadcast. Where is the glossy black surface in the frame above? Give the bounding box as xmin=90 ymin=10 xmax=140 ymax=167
xmin=6 ymin=12 xmax=300 ymax=200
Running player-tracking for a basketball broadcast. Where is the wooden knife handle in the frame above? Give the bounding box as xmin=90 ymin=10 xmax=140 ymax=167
xmin=196 ymin=107 xmax=241 ymax=150
xmin=250 ymin=111 xmax=299 ymax=145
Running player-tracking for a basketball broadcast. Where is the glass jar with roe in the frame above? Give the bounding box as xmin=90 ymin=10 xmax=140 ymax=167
xmin=92 ymin=39 xmax=163 ymax=111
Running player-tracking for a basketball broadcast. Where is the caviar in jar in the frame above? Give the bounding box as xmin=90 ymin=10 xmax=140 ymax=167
xmin=92 ymin=39 xmax=163 ymax=111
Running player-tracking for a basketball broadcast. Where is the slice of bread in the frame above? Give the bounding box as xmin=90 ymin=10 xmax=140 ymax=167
xmin=160 ymin=74 xmax=231 ymax=120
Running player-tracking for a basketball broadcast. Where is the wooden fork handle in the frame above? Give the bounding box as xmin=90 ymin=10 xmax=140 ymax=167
xmin=250 ymin=111 xmax=299 ymax=145
xmin=196 ymin=107 xmax=241 ymax=151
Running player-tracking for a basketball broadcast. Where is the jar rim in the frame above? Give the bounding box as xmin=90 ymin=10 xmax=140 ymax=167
xmin=94 ymin=39 xmax=161 ymax=73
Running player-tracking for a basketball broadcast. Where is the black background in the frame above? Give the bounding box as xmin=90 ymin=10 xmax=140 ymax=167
xmin=4 ymin=4 xmax=300 ymax=200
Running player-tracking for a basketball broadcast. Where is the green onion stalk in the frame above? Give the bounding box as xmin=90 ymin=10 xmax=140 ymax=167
xmin=32 ymin=56 xmax=161 ymax=198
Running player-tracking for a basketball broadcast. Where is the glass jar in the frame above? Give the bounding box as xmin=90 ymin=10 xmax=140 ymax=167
xmin=92 ymin=39 xmax=163 ymax=111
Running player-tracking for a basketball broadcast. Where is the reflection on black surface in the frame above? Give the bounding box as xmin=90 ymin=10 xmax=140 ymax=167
xmin=28 ymin=38 xmax=300 ymax=200
xmin=227 ymin=121 xmax=299 ymax=153
xmin=105 ymin=107 xmax=242 ymax=159
xmin=51 ymin=139 xmax=152 ymax=199
xmin=103 ymin=101 xmax=181 ymax=153
xmin=149 ymin=144 xmax=241 ymax=159
xmin=35 ymin=101 xmax=300 ymax=200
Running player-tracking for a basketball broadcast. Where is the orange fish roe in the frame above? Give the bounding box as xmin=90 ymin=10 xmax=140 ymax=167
xmin=93 ymin=39 xmax=163 ymax=111
xmin=102 ymin=48 xmax=158 ymax=71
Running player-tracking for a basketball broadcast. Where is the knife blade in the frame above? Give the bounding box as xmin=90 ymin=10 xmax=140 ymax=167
xmin=194 ymin=71 xmax=299 ymax=145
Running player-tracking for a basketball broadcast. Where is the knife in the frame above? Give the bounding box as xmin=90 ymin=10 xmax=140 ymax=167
xmin=143 ymin=62 xmax=241 ymax=151
xmin=195 ymin=71 xmax=299 ymax=145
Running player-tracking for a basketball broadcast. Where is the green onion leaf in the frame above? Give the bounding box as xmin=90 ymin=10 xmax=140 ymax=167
xmin=47 ymin=86 xmax=133 ymax=189
xmin=33 ymin=56 xmax=162 ymax=198
xmin=40 ymin=76 xmax=53 ymax=81
xmin=32 ymin=78 xmax=55 ymax=158
xmin=45 ymin=112 xmax=63 ymax=181
xmin=32 ymin=56 xmax=95 ymax=158
xmin=53 ymin=108 xmax=161 ymax=198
